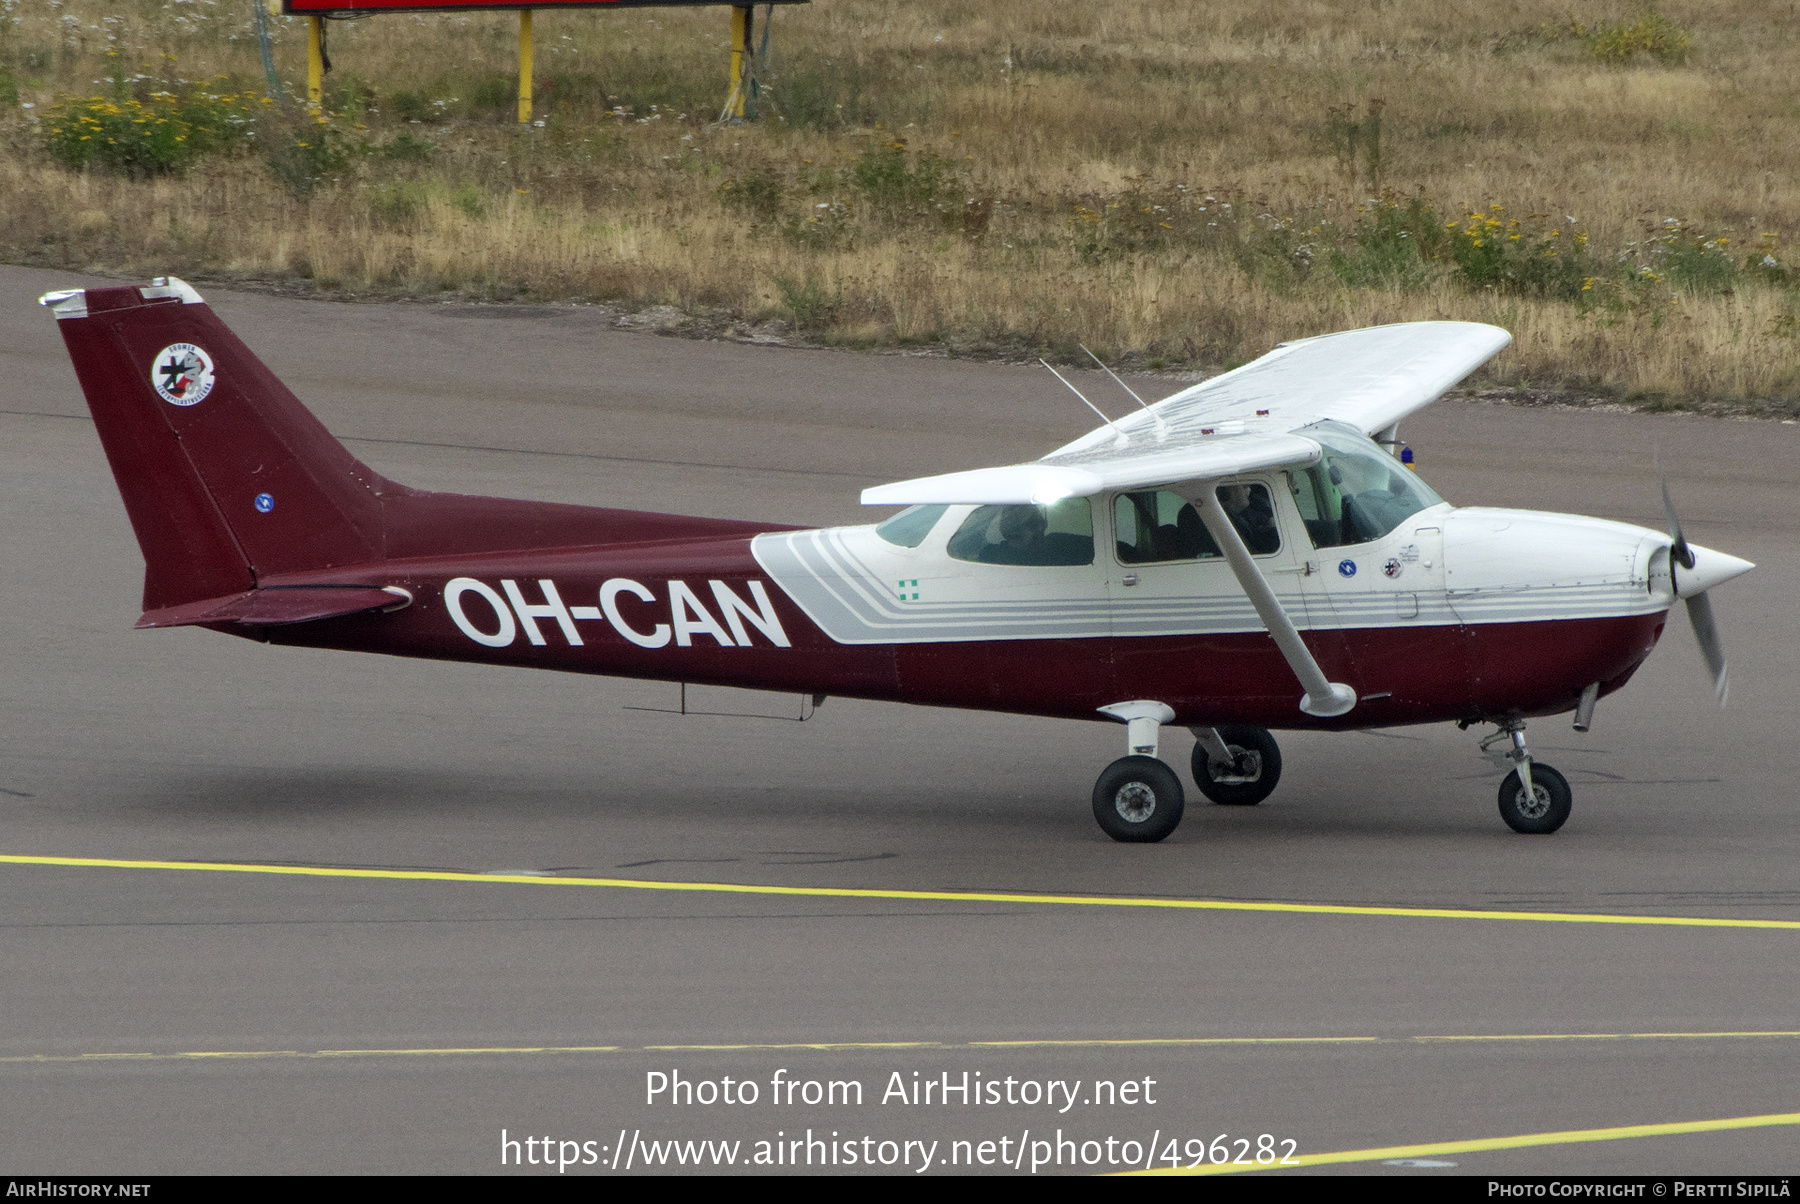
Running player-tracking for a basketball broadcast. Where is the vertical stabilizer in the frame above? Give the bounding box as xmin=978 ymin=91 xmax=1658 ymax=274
xmin=44 ymin=278 xmax=386 ymax=610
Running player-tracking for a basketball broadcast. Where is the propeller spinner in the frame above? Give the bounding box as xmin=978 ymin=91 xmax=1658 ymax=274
xmin=1661 ymin=482 xmax=1753 ymax=706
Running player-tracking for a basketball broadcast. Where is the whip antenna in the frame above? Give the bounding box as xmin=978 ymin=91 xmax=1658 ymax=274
xmin=1040 ymin=358 xmax=1129 ymax=447
xmin=1081 ymin=345 xmax=1166 ymax=438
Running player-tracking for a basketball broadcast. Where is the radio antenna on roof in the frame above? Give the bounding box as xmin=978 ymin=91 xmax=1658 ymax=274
xmin=1040 ymin=358 xmax=1129 ymax=448
xmin=1081 ymin=345 xmax=1167 ymax=439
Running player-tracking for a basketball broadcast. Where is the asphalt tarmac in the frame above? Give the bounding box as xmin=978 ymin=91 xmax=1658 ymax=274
xmin=2 ymin=264 xmax=1798 ymax=1177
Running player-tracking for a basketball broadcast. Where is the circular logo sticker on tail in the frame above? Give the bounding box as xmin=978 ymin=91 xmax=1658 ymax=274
xmin=152 ymin=344 xmax=215 ymax=407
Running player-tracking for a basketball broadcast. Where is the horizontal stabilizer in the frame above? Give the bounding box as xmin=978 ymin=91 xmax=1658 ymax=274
xmin=137 ymin=586 xmax=408 ymax=630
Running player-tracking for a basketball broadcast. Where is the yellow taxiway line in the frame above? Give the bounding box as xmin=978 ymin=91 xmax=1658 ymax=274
xmin=4 ymin=852 xmax=1800 ymax=932
xmin=9 ymin=1030 xmax=1800 ymax=1067
xmin=1130 ymin=1108 xmax=1800 ymax=1175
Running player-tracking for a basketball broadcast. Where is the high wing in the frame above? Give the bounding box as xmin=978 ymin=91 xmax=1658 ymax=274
xmin=859 ymin=320 xmax=1511 ymax=721
xmin=861 ymin=321 xmax=1510 ymax=506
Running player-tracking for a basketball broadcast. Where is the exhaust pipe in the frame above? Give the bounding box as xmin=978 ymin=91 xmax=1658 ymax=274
xmin=1572 ymin=681 xmax=1599 ymax=733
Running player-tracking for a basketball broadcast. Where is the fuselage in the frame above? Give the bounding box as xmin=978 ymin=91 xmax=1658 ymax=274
xmin=248 ymin=479 xmax=1682 ymax=732
xmin=41 ymin=281 xmax=1728 ymax=741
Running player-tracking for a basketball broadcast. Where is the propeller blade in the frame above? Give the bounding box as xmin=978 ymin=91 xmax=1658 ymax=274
xmin=1684 ymin=590 xmax=1729 ymax=706
xmin=1661 ymin=480 xmax=1695 ymax=570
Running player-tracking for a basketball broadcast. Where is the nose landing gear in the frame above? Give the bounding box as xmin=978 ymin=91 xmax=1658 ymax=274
xmin=1477 ymin=719 xmax=1572 ymax=834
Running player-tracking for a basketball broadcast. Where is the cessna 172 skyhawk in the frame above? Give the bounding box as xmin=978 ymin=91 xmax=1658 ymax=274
xmin=42 ymin=278 xmax=1753 ymax=842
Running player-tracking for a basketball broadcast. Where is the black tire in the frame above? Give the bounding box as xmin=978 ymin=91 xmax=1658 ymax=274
xmin=1497 ymin=763 xmax=1572 ymax=834
xmin=1191 ymin=725 xmax=1283 ymax=805
xmin=1092 ymin=756 xmax=1185 ymax=843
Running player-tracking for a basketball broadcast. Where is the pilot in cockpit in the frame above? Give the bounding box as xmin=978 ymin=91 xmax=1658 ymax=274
xmin=1220 ymin=482 xmax=1280 ymax=555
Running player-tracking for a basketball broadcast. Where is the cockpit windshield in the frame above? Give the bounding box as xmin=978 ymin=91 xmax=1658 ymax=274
xmin=1288 ymin=422 xmax=1445 ymax=549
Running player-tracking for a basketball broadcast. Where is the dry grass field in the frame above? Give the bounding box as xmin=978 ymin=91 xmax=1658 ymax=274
xmin=3 ymin=0 xmax=1800 ymax=410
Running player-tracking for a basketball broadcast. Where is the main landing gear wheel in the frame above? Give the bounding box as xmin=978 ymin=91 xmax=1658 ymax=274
xmin=1191 ymin=726 xmax=1283 ymax=806
xmin=1092 ymin=756 xmax=1185 ymax=843
xmin=1497 ymin=763 xmax=1572 ymax=834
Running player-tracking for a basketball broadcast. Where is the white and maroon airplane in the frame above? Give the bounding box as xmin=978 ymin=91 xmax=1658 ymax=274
xmin=42 ymin=277 xmax=1752 ymax=841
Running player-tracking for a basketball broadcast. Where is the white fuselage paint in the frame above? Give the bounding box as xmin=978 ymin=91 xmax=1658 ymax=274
xmin=438 ymin=493 xmax=1711 ymax=656
xmin=753 ymin=484 xmax=1682 ymax=646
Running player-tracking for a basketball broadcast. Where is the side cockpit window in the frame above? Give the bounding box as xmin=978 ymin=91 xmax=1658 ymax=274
xmin=947 ymin=499 xmax=1095 ymax=566
xmin=1116 ymin=490 xmax=1217 ymax=563
xmin=1113 ymin=484 xmax=1279 ymax=563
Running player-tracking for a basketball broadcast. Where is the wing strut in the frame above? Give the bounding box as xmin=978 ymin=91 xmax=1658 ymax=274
xmin=1196 ymin=489 xmax=1357 ymax=718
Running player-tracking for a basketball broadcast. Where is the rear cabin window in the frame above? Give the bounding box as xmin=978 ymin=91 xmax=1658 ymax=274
xmin=874 ymin=504 xmax=948 ymax=548
xmin=947 ymin=499 xmax=1095 ymax=566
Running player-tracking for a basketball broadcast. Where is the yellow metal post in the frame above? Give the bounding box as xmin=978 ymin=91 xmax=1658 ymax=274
xmin=306 ymin=17 xmax=323 ymax=110
xmin=728 ymin=5 xmax=749 ymax=119
xmin=518 ymin=10 xmax=534 ymax=124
